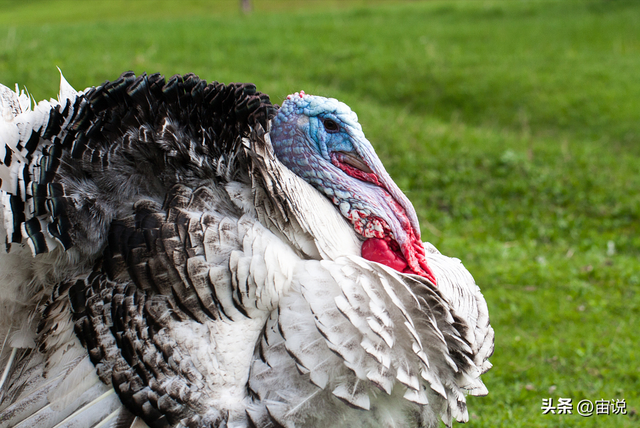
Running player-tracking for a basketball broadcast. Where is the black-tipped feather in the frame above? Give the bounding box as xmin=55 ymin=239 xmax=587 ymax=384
xmin=0 ymin=72 xmax=276 ymax=259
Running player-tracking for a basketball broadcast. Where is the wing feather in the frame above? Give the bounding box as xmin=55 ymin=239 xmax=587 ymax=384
xmin=248 ymin=249 xmax=492 ymax=427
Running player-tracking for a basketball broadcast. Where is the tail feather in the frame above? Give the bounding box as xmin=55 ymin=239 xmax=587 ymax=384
xmin=0 ymin=73 xmax=79 ymax=255
xmin=57 ymin=69 xmax=79 ymax=103
xmin=0 ymin=82 xmax=30 ymax=118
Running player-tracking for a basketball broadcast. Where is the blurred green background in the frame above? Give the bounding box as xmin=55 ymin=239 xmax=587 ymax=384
xmin=1 ymin=0 xmax=638 ymax=426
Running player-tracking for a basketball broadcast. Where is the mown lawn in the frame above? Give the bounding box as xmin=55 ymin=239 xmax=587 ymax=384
xmin=1 ymin=0 xmax=638 ymax=426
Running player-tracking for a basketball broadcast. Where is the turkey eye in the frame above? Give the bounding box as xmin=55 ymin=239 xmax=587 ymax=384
xmin=323 ymin=119 xmax=339 ymax=133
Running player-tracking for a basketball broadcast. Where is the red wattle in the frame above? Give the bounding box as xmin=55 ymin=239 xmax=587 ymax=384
xmin=362 ymin=238 xmax=408 ymax=272
xmin=330 ymin=151 xmax=438 ymax=285
xmin=363 ymin=237 xmax=437 ymax=286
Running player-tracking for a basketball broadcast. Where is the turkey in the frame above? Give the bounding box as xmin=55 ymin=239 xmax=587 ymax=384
xmin=0 ymin=71 xmax=493 ymax=428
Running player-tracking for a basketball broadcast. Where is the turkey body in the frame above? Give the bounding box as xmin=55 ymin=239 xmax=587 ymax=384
xmin=0 ymin=72 xmax=493 ymax=428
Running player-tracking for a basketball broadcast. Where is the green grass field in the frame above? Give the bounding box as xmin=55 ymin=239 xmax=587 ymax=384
xmin=1 ymin=0 xmax=638 ymax=426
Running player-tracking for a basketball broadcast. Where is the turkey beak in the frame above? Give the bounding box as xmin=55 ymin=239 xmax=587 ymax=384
xmin=355 ymin=142 xmax=422 ymax=241
xmin=336 ymin=151 xmax=373 ymax=173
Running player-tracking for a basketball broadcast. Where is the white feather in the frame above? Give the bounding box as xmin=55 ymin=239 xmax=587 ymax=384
xmin=57 ymin=68 xmax=78 ymax=103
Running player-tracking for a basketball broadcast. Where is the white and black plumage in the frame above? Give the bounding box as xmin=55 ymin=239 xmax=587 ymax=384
xmin=0 ymin=72 xmax=493 ymax=428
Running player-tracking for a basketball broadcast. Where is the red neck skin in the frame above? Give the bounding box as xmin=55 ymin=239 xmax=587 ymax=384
xmin=330 ymin=153 xmax=437 ymax=285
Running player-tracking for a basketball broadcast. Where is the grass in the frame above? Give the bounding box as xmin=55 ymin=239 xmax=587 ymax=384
xmin=1 ymin=0 xmax=639 ymax=426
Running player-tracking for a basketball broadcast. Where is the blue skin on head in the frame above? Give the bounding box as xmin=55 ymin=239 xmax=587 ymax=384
xmin=269 ymin=92 xmax=435 ymax=282
xmin=271 ymin=92 xmax=363 ymax=162
xmin=270 ymin=93 xmax=385 ymax=213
